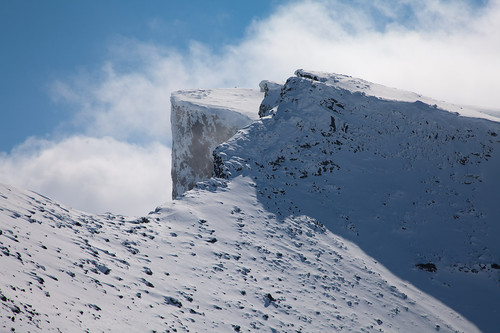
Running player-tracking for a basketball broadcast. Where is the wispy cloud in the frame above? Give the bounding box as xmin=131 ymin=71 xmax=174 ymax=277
xmin=1 ymin=0 xmax=498 ymax=215
xmin=230 ymin=0 xmax=500 ymax=108
xmin=56 ymin=0 xmax=498 ymax=112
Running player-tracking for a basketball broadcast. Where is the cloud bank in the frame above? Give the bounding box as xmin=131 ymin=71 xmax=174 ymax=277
xmin=0 ymin=137 xmax=170 ymax=216
xmin=1 ymin=0 xmax=498 ymax=215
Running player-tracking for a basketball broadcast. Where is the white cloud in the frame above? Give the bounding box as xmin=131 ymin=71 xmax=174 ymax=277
xmin=53 ymin=0 xmax=498 ymax=113
xmin=229 ymin=0 xmax=500 ymax=109
xmin=1 ymin=0 xmax=499 ymax=216
xmin=0 ymin=136 xmax=170 ymax=216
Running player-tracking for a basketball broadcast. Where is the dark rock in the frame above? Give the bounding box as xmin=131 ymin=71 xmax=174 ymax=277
xmin=164 ymin=296 xmax=182 ymax=308
xmin=141 ymin=278 xmax=154 ymax=288
xmin=264 ymin=293 xmax=276 ymax=307
xmin=295 ymin=70 xmax=320 ymax=81
xmin=330 ymin=116 xmax=337 ymax=131
xmin=416 ymin=263 xmax=437 ymax=272
xmin=213 ymin=152 xmax=228 ymax=179
xmin=88 ymin=304 xmax=101 ymax=311
xmin=96 ymin=264 xmax=111 ymax=275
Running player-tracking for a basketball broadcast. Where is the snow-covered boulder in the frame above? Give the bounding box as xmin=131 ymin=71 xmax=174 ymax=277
xmin=170 ymin=88 xmax=262 ymax=198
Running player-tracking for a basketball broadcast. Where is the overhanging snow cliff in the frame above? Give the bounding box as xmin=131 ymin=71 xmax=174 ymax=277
xmin=170 ymin=88 xmax=263 ymax=198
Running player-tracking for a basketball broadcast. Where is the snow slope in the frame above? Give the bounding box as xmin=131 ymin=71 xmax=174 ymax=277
xmin=214 ymin=70 xmax=500 ymax=332
xmin=0 ymin=180 xmax=478 ymax=332
xmin=1 ymin=69 xmax=499 ymax=332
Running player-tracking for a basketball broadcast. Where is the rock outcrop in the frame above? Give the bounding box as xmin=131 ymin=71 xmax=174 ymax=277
xmin=258 ymin=80 xmax=282 ymax=117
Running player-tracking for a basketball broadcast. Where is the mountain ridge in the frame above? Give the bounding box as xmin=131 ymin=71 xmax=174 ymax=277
xmin=1 ymin=70 xmax=499 ymax=332
xmin=213 ymin=70 xmax=500 ymax=331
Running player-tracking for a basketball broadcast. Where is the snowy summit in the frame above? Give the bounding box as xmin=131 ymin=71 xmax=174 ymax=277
xmin=1 ymin=70 xmax=499 ymax=332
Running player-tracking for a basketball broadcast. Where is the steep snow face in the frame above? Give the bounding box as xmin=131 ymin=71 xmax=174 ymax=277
xmin=215 ymin=70 xmax=500 ymax=331
xmin=170 ymin=89 xmax=262 ymax=199
xmin=0 ymin=181 xmax=479 ymax=332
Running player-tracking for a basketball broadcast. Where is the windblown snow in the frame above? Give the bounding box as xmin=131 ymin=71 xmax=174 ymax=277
xmin=1 ymin=70 xmax=499 ymax=332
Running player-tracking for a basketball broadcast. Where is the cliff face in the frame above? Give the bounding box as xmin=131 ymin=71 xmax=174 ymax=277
xmin=170 ymin=88 xmax=262 ymax=198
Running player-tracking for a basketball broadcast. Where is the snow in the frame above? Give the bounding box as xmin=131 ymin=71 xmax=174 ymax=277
xmin=170 ymin=88 xmax=262 ymax=198
xmin=171 ymin=88 xmax=263 ymax=120
xmin=0 ymin=180 xmax=480 ymax=332
xmin=258 ymin=80 xmax=283 ymax=117
xmin=215 ymin=70 xmax=500 ymax=331
xmin=1 ymin=70 xmax=499 ymax=332
xmin=295 ymin=69 xmax=500 ymax=122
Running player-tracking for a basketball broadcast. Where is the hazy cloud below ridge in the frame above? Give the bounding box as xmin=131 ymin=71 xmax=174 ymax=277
xmin=0 ymin=136 xmax=170 ymax=216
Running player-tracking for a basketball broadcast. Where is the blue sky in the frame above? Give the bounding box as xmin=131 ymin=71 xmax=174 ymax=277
xmin=0 ymin=0 xmax=280 ymax=152
xmin=0 ymin=0 xmax=498 ymax=215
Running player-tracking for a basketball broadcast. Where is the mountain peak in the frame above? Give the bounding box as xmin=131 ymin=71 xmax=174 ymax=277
xmin=295 ymin=69 xmax=500 ymax=122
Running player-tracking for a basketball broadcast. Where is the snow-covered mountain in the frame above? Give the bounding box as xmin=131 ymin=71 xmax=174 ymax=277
xmin=1 ymin=70 xmax=499 ymax=332
xmin=214 ymin=70 xmax=500 ymax=331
